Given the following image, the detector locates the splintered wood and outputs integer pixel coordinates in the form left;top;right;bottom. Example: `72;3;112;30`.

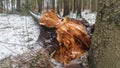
40;10;91;64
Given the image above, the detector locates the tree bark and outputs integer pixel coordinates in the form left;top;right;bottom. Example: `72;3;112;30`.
37;0;42;13
0;0;3;12
57;0;60;15
73;0;77;13
77;0;82;18
63;0;69;16
11;0;14;11
91;0;96;12
52;0;55;9
89;0;120;68
17;0;21;11
81;0;84;11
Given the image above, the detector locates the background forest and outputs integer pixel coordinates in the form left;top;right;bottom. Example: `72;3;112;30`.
0;0;98;68
0;0;97;16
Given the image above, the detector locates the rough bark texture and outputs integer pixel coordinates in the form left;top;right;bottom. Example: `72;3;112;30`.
89;0;120;68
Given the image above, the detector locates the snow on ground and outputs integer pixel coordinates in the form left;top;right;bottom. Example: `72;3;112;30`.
64;10;97;26
0;14;40;60
81;10;97;26
0;10;96;60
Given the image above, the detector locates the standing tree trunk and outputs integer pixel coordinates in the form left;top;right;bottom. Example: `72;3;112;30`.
91;0;96;12
17;0;21;11
77;0;82;18
57;0;60;15
52;0;55;9
37;0;42;13
69;0;72;12
0;0;3;12
11;0;14;12
89;0;120;68
73;0;77;13
81;0;84;11
89;0;92;11
63;0;69;16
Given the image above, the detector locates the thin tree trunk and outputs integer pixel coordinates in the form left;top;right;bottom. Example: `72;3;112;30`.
77;0;82;18
73;0;76;13
37;0;42;13
69;0;72;12
52;0;55;9
89;0;120;68
0;0;3;12
11;0;14;11
94;0;98;12
57;0;60;15
17;0;21;11
63;0;69;16
6;0;9;13
89;0;92;11
91;0;95;12
81;0;83;11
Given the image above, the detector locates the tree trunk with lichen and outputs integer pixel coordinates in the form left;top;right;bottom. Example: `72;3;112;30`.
89;0;120;68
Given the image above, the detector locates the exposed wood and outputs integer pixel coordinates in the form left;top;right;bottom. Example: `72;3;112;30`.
39;10;91;64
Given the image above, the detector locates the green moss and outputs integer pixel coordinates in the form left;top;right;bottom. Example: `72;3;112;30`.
26;38;33;42
1;66;8;68
37;54;43;59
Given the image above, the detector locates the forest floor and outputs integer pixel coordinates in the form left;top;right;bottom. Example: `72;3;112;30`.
0;14;40;60
0;10;96;68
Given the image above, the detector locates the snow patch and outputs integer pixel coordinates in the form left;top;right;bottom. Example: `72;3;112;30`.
0;14;40;60
81;10;97;26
